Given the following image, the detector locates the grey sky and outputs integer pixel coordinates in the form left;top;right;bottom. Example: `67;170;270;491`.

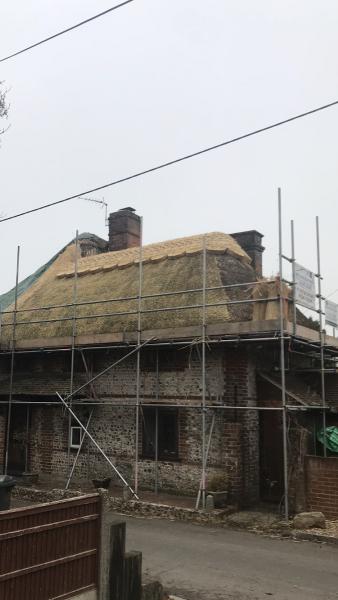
1;1;338;304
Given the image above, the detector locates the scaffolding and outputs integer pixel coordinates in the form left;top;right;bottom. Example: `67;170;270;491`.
0;191;337;519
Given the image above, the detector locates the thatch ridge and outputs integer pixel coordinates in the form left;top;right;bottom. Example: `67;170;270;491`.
57;232;250;278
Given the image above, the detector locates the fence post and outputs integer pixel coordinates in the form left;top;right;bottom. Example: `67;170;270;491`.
109;521;126;600
100;516;143;600
123;551;142;600
100;519;126;600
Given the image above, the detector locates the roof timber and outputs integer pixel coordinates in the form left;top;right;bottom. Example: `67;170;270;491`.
259;372;312;407
1;319;337;352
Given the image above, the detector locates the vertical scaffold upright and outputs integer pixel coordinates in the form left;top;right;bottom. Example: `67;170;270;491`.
291;220;297;336
278;188;289;521
4;246;20;475
316;216;327;457
134;217;143;495
67;230;79;469
201;235;207;509
154;347;159;495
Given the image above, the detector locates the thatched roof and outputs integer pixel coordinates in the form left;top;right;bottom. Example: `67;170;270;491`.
0;231;279;344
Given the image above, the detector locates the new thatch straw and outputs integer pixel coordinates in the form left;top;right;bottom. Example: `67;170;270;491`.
0;232;283;343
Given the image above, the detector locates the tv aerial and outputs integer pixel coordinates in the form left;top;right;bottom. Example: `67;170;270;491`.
79;196;108;227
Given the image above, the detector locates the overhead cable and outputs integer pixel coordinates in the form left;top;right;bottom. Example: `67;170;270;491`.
1;98;338;224
0;0;135;63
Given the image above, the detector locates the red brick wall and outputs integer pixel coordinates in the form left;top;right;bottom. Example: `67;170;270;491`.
305;455;338;519
224;422;242;499
224;349;259;505
30;408;54;476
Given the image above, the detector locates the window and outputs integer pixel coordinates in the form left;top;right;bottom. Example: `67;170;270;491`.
141;348;188;372
142;407;179;461
70;426;83;450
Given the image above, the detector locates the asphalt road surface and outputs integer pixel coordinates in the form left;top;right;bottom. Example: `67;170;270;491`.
119;515;338;600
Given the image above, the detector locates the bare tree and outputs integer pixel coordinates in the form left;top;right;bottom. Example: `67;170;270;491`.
0;83;9;217
0;82;9;137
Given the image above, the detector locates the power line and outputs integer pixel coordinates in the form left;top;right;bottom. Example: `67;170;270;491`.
326;289;338;299
0;0;135;64
1;98;338;224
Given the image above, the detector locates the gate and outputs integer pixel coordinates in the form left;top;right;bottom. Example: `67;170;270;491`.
0;493;101;600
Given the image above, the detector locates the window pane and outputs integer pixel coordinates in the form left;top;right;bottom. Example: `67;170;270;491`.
158;409;178;459
142;408;156;458
71;427;81;447
142;408;179;460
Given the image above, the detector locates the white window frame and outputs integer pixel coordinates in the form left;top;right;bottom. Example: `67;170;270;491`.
70;425;83;450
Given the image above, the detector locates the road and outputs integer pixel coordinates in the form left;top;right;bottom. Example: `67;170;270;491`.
119;514;338;600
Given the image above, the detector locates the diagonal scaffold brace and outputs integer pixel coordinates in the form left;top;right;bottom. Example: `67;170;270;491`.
57;391;139;499
56;337;154;500
64;350;96;491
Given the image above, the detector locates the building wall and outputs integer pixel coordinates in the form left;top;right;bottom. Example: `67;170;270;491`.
28;404;244;498
305;455;338;519
2;346;259;505
91;347;224;400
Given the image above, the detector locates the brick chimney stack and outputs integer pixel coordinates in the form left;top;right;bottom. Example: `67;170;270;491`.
108;207;141;252
231;230;265;277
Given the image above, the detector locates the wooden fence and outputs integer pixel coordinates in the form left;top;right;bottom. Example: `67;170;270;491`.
0;493;101;600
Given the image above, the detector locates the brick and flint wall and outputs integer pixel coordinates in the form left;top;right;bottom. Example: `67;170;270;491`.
1;346;259;505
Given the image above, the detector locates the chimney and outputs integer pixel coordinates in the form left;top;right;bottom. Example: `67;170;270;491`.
231;230;265;277
108;207;141;252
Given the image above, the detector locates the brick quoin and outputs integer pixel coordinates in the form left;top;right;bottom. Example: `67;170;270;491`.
224;348;259;505
306;456;338;519
39;409;54;475
224;422;242;499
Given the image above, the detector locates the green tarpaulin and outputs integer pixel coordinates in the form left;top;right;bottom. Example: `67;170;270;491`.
317;426;338;454
0;233;104;310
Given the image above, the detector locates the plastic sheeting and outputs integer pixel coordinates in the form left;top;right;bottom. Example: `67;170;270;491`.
317;426;338;454
0;233;105;311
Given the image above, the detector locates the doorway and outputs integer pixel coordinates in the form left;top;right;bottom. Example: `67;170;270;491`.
259;410;284;502
7;405;30;475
